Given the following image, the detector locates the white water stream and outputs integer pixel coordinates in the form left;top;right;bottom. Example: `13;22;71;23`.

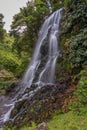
46;0;53;13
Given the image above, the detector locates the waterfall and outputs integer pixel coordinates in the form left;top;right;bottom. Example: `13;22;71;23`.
46;0;53;13
1;8;63;124
20;8;63;92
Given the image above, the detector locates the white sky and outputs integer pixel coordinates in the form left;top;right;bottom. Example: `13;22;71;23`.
0;0;29;32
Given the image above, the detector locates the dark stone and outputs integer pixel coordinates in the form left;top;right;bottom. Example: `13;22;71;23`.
5;82;19;93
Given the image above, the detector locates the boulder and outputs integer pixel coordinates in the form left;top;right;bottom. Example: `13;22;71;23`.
35;122;47;130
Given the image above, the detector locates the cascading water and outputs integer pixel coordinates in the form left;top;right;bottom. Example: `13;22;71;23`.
22;8;63;90
0;8;63;126
46;0;53;13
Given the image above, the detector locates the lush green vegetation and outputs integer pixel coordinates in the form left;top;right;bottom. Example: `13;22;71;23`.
0;43;21;74
47;111;87;130
64;0;87;68
3;122;36;130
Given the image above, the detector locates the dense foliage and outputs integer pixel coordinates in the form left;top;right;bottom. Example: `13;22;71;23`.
70;28;87;67
63;0;87;69
0;36;22;77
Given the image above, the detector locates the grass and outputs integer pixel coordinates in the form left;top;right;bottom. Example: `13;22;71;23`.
20;124;36;130
20;122;36;130
47;111;87;130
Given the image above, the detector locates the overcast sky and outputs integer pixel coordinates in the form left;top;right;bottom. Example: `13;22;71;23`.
0;0;29;32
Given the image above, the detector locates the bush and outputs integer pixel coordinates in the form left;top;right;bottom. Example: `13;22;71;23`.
0;43;22;76
69;28;87;67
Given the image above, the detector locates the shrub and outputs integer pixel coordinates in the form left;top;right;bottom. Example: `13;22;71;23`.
0;43;22;76
69;28;87;67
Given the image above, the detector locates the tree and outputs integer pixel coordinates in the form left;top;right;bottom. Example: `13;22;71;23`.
0;13;5;43
10;0;50;71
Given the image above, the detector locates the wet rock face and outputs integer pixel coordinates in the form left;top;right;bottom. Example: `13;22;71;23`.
4;76;74;129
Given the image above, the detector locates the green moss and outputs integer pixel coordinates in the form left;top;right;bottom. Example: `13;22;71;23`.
3;126;16;130
3;122;36;130
20;122;36;130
